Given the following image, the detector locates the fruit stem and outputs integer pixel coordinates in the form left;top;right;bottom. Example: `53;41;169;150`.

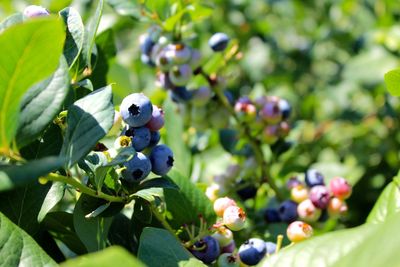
276;234;284;253
151;205;183;243
197;68;284;200
45;172;126;203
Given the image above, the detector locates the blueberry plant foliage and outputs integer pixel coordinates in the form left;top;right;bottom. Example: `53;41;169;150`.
1;0;400;267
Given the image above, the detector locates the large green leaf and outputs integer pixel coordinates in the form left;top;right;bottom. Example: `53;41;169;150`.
262;212;400;267
0;212;57;267
59;7;85;67
164;170;216;229
61;246;145;267
366;176;400;224
138;227;206;267
0;181;51;236
0;156;64;191
163;98;191;177
0;17;65;153
42;211;87;255
16;57;69;148
60;86;114;168
84;0;104;70
73;194;113;253
384;68;400;97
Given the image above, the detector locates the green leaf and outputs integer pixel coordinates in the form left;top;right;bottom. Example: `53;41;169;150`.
0;212;57;267
133;198;152;224
0;17;65;153
60;86;114;168
138;227;206;267
262;212;400;267
133;187;164;203
73;194;113;252
366;176;400;224
59;7;85;67
106;0;141;18
0;13;23;32
384;68;400;97
186;4;213;22
61;246;146;267
84;0;104;70
0;156;64;191
0;181;52;236
16;57;69;148
164;170;216;229
42;211;87;255
37;181;65;222
108;213;137;253
138;177;180;191
163;98;191;177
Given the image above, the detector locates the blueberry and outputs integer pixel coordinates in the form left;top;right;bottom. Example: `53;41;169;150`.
149;131;161;146
259;100;282;124
141;54;155;67
309;185;330;209
169;64;192;86
188;49;202;69
263;208;281;223
238;238;266;266
278;98;291;120
265;242;277;255
278;200;298;223
297;199;321;222
329;177;352;200
217;253;240;267
146;105;164;131
23;5;50;18
209;32;230;52
122;152;151;183
221;241;236;254
120;93;153;127
155;49;172;72
190;236;220;264
191;86;212;106
236;185;257;200
165;43;192;64
287;176;302;189
305;169;325;187
140;34;155;56
124;126;150;152
149;144;174;175
170;86;193;103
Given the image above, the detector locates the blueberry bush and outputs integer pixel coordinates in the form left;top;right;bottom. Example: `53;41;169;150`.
1;0;400;266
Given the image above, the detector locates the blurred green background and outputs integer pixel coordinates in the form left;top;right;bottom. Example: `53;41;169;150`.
2;0;400;228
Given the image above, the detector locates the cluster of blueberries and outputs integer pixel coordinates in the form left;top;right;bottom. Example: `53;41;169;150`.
139;26;230;104
115;93;174;182
234;95;292;145
265;169;352;224
188;196;279;266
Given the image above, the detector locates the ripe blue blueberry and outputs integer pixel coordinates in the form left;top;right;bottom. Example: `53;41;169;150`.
120;93;153;127
169;64;192;86
238;238;266;266
140;34;155;56
265;242;277;255
149;144;174;175
190;236;220;264
23;5;50;18
209;32;230;52
124;126;151;152
170;86;193;103
278;200;298;223
122;152;151;183
263;208;281;223
278;98;292;119
149;131;161;147
236;184;257;201
305;169;325;187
